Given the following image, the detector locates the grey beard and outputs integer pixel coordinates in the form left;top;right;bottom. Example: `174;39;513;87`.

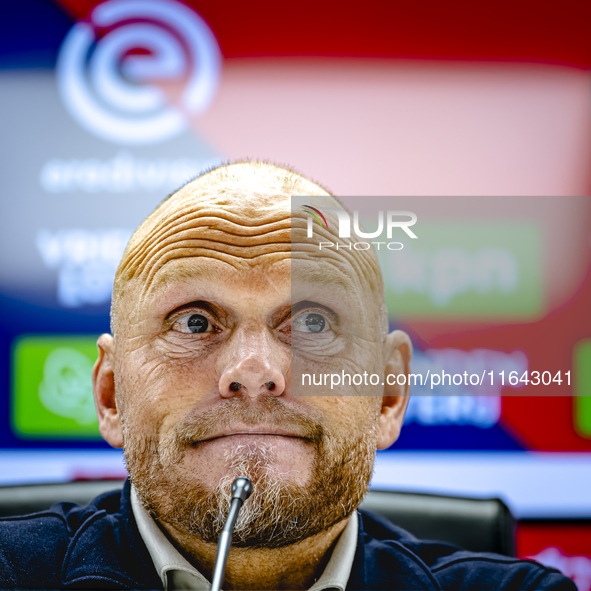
124;396;378;548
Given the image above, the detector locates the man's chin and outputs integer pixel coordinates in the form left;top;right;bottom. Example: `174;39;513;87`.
148;468;319;548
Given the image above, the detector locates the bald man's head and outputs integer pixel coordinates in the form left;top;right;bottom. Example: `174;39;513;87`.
109;161;388;359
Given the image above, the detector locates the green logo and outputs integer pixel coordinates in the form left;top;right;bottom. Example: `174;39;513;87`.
574;340;591;438
11;335;101;439
374;221;543;319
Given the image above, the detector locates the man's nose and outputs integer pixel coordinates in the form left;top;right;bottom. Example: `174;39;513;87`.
218;327;287;399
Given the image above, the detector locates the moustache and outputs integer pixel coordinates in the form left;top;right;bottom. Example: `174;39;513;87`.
175;394;325;449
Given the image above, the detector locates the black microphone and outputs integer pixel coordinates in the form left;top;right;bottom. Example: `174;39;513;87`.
210;476;253;591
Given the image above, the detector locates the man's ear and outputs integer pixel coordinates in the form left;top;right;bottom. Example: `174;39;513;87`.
92;334;124;448
377;330;412;450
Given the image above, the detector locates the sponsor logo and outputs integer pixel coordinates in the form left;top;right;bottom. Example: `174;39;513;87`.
36;228;131;307
11;336;101;438
378;221;543;317
404;395;501;428
39;348;97;426
39;151;220;194
403;348;528;429
56;0;222;145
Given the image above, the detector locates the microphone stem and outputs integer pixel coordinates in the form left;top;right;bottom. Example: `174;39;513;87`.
210;497;243;591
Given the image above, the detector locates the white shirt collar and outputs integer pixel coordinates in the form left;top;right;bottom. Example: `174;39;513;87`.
131;485;358;591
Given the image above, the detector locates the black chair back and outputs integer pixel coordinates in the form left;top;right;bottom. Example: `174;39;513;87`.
361;489;515;556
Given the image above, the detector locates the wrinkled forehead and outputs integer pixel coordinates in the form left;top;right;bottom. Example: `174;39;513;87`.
115;170;332;291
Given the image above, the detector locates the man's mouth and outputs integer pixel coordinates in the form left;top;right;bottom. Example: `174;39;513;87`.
194;426;310;444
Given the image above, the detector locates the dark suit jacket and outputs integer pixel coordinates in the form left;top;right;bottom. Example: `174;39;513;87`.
0;480;576;590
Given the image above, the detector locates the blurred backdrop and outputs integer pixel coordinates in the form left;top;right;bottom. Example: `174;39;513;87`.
1;0;590;587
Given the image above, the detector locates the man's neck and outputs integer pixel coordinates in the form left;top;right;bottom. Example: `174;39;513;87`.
159;518;350;590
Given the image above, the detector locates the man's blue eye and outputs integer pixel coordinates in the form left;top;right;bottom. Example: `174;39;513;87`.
305;313;325;333
188;314;209;333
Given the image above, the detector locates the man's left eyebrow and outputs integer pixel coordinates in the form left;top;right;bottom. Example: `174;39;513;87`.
291;265;359;294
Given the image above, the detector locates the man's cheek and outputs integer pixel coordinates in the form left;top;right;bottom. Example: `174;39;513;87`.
292;329;377;359
126;335;210;380
119;351;205;413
